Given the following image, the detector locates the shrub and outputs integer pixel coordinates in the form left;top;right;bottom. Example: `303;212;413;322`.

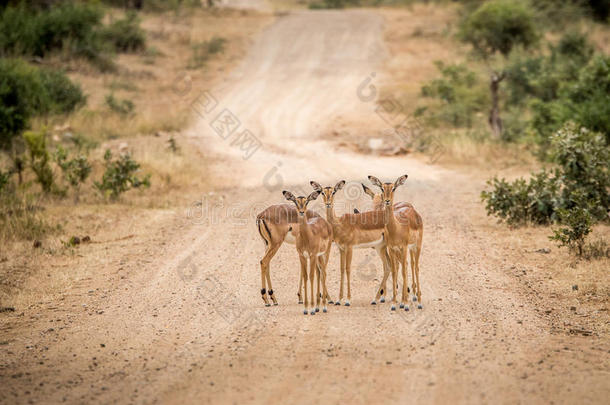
100;12;146;53
0;2;104;58
481;169;562;225
550;122;610;218
54;145;92;200
459;0;538;57
420;61;488;128
188;36;226;69
23;129;54;193
482;122;609;227
549;191;595;256
105;93;135;115
94;149;150;200
0;58;85;151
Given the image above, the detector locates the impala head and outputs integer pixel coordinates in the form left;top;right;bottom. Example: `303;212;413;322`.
368;174;408;207
310;180;345;208
283;190;320;216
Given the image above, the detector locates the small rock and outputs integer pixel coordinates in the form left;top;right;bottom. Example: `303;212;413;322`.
570;306;576;311
81;236;91;243
535;248;550;254
33;240;42;248
572;285;578;291
69;236;80;246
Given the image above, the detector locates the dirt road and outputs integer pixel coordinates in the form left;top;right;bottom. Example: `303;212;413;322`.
1;8;608;405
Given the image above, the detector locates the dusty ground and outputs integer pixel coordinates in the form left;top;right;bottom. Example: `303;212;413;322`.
1;4;609;405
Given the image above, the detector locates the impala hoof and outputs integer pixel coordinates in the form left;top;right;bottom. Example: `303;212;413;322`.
328;300;334;305
298;301;303;304
335;301;341;306
315;307;319;313
310;310;316;315
371;301;377;305
399;303;404;309
323;307;328;313
412;296;417;302
404;306;410;311
303;310;308;315
417;304;423;309
265;303;271;307
391;305;396;311
273;302;278;306
344;301;350;307
380;297;386;303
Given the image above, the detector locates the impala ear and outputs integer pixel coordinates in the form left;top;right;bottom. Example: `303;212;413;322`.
392;174;408;191
283;190;296;203
333;180;345;194
368;175;383;189
310;181;322;192
361;183;375;199
307;190;320;203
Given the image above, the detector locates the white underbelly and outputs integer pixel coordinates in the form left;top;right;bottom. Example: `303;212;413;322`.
284;232;296;244
353;236;384;249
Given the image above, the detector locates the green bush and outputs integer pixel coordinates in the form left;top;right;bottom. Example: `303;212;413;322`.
420;61;488;128
0;2;104;58
94;149;150;200
0;58;85;151
54;145;92;199
549;190;595;256
23;129;54;193
100;12;146;53
105;93;135;115
482;122;609;232
459;0;538;57
0;168;10;194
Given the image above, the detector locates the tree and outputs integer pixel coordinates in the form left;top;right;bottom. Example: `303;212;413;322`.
460;0;538;139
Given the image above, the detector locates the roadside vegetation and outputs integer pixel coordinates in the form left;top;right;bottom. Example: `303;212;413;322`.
0;0;270;251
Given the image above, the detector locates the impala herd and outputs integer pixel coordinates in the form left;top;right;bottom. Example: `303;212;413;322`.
256;175;423;315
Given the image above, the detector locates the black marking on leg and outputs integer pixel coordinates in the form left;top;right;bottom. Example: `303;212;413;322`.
268;289;274;296
380;288;384;295
319;293;322;298
262;220;272;241
261;288;266;295
408;287;410;293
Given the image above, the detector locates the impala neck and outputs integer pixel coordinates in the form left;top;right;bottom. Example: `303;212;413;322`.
384;202;397;233
298;212;312;239
326;204;337;225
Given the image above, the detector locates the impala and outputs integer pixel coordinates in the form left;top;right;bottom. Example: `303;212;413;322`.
360;183;412;305
368;175;424;311
311;180;391;306
283;190;333;315
256;204;333;306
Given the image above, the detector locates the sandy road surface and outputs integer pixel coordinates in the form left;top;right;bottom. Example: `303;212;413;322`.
2;8;609;405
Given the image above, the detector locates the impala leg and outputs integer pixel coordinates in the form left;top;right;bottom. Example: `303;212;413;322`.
414;246;422;309
299;255;308;314
409;247;417;303
389;249;398;311
320;256;329;313
337;247;346;305
373;246;390;304
400;248;408;310
322;248;334;304
345;247;353;306
297;274;303;304
315;262;321;312
309;258;316;315
260;243;280;306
